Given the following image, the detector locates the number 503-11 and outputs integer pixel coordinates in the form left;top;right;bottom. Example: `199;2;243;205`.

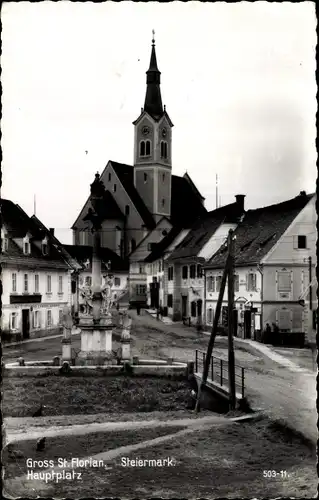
263;471;288;478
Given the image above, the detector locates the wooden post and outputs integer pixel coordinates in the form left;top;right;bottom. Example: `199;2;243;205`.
227;229;236;411
195;254;231;412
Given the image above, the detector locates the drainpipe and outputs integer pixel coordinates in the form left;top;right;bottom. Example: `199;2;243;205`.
203;266;207;328
257;263;264;330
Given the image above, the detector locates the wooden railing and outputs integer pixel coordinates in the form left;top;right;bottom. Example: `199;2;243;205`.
195;349;245;399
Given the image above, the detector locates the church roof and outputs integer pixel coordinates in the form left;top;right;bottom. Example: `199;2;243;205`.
144;39;163;118
144;226;182;263
206;192;314;269
110;161;156;229
99;190;125;220
170;175;207;228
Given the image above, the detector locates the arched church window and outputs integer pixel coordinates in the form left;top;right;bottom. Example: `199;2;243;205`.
162;173;165;182
144;173;147;183
131;238;136;252
145;140;151;156
161;198;165;207
161;141;168;159
140;141;145;157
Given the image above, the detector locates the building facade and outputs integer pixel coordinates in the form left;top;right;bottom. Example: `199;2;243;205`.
1;201;76;341
204;192;317;344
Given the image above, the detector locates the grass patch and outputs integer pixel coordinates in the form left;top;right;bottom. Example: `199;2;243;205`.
46;417;317;499
3;425;184;480
3;376;193;417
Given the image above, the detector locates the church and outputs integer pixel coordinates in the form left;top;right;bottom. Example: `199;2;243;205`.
72;35;207;302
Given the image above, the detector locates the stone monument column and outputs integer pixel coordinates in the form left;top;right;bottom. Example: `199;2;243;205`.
61;305;73;362
77;172;114;366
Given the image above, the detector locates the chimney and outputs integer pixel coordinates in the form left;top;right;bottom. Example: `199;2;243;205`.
49;228;55;236
235;194;245;213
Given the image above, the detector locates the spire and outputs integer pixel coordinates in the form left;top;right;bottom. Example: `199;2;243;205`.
144;30;163;117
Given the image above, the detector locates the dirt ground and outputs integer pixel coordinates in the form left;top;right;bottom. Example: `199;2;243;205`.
8;417;315;499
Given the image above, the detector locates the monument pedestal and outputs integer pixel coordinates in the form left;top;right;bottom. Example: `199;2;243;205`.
61;338;72;362
77;314;114;366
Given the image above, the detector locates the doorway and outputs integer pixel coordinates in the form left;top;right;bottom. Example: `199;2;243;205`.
22;309;30;339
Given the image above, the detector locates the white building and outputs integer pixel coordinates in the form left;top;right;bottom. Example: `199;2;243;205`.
1;200;76;341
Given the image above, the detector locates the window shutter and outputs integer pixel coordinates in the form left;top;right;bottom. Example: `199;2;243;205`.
246;274;249;291
253;274;257;291
293;236;298;249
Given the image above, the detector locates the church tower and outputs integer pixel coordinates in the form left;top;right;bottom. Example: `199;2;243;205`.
133;32;173;224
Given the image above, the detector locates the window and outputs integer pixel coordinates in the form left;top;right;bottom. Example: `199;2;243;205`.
276;309;291;332
161;198;165;207
34;310;40;328
216;276;222;292
24;241;30;255
108;172;111;182
113;184;117;192
114;277;121;286
144;173;148;183
58;310;63;325
298;235;307;249
159;260;162;272
10;312;18;330
160;141;168;159
182;266;188;279
247;273;257;292
162;173;165;182
207;308;213;323
190;264;196;279
47;310;52;327
85;276;92;287
234;274;239;292
197;265;202;278
131;239;136;252
207;276;215;292
167;294;173;308
140;141;146;156
136;284;146;295
12;273;17;292
191;301;197;317
24;274;28;293
125;205;130;216
42;240;48;255
277;271;291;292
145;140;151;156
47;275;52;293
168;266;174;281
34;274;39;293
139;265;145;274
58;275;63;294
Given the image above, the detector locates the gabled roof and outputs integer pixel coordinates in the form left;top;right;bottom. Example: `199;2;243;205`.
170;175;207;228
169;201;244;261
1;200;70;269
206;192;314;269
63;245;129;272
110;161;156;229
183;172;205;201
144;226;182;263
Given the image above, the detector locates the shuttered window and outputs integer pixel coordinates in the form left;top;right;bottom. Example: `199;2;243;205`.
247;273;257;291
277;271;291;292
277;310;291;331
207;276;215;292
216;276;222;292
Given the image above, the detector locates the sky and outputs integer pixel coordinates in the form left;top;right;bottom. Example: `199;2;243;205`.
2;1;317;244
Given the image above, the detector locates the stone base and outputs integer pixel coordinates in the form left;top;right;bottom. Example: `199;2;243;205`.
76;350;114;366
61;340;72;361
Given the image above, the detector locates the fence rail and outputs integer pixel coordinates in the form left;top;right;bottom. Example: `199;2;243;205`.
195;349;245;399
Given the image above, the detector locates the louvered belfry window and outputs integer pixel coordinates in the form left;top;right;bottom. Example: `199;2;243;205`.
277;271;291;292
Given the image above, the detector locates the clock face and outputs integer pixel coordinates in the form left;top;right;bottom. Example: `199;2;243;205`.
142;126;150;136
161;127;167;138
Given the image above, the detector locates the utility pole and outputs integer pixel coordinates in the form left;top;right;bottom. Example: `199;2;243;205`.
308;256;312;311
227;229;236;411
195;254;231;413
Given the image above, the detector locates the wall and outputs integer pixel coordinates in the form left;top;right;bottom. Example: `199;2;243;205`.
263;195;317;266
135;168;155;216
1;266;69;340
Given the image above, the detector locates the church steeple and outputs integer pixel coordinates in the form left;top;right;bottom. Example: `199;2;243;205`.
144;31;163;117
